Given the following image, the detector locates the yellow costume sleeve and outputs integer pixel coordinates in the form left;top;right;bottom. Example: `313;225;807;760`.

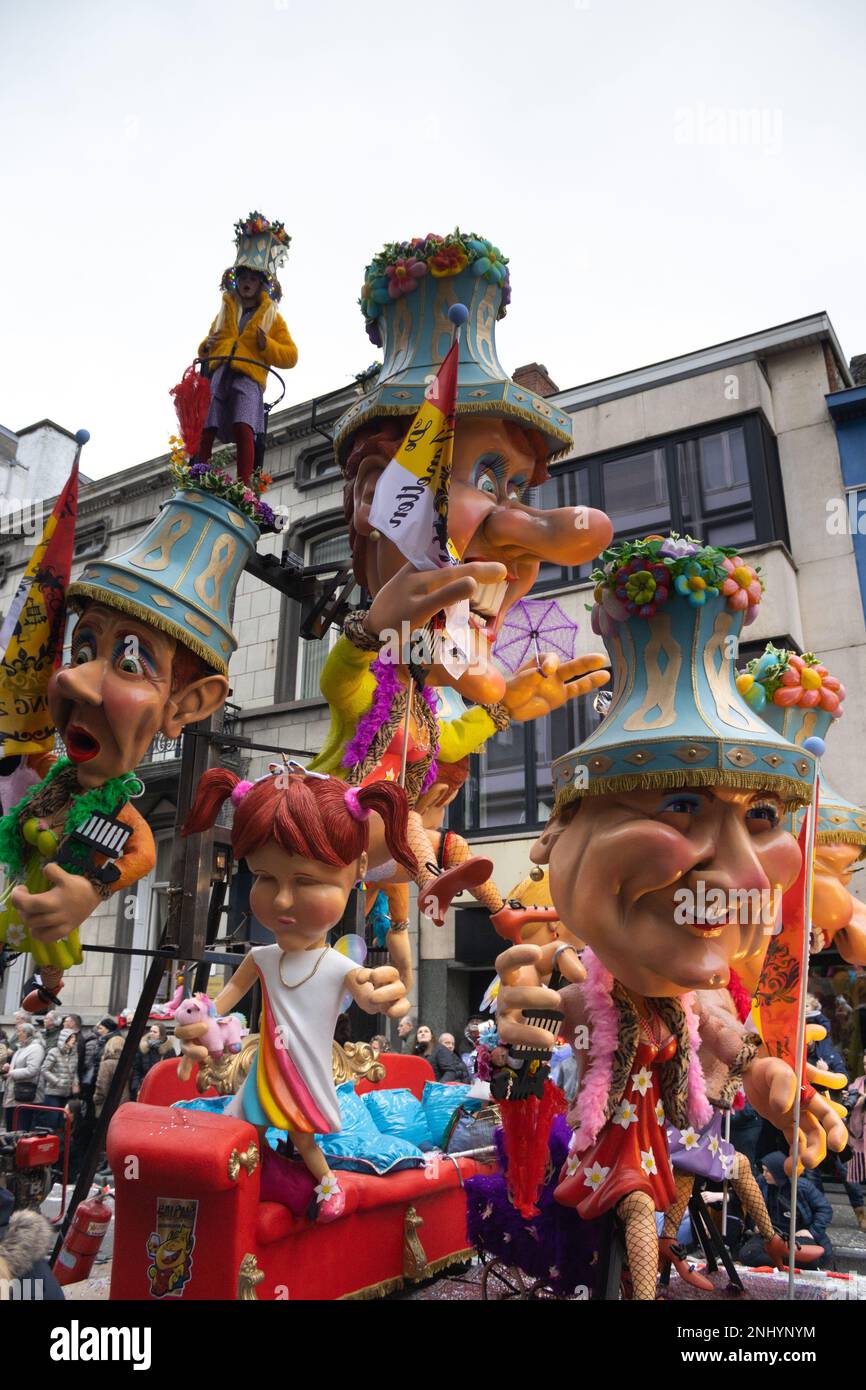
308;635;498;772
307;637;376;773
264;313;299;370
437;705;497;763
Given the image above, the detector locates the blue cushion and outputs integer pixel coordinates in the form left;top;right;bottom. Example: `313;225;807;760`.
315;1128;426;1175
362;1088;434;1148
421;1082;482;1147
172;1096;235;1114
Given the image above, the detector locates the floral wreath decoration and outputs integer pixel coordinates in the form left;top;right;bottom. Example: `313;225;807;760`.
359;230;511;347
589;533;764;640
168;436;277;532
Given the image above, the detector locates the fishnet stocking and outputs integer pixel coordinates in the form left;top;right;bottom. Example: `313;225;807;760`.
662;1171;694;1240
441;833;504;913
406;810;438;892
617;1191;659;1300
732;1151;774;1240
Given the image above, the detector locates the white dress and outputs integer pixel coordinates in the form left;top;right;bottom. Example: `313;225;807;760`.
227;944;356;1134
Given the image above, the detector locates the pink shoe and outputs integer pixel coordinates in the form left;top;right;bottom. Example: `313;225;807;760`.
315;1175;345;1223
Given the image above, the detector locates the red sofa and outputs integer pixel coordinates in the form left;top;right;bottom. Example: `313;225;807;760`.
107;1051;489;1301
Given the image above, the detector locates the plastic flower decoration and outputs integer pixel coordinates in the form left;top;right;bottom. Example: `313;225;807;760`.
721;555;763;625
385;257;426;298
673;560;720;607
428;241;468;277
613;556;671;618
466;237;507;284
736;646;845;716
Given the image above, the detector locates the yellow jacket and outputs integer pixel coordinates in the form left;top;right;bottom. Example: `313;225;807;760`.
199;291;298;388
308;636;497;774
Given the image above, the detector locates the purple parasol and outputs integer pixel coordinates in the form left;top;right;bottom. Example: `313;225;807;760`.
493;598;578;674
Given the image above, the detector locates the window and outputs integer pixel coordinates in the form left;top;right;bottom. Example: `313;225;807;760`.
453;696;603;835
73;518;109;562
294;530;360;701
296;445;340;488
533;414;786;593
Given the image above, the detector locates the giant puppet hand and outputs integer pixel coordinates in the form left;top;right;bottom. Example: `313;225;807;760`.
348;964;411;1019
10;864;101;943
502;652;610;723
744;1053;848;1172
495;942;586;1050
364;560;507;649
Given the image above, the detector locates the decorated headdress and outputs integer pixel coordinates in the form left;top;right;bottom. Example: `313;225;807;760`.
333;229;573;464
737;644;866;852
222;211;291;300
67;485;259;677
551;535;816;812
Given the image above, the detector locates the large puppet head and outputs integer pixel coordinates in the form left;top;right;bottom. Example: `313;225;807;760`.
532;536;817;997
739;643;866;965
59;485;259;786
335;231;612;702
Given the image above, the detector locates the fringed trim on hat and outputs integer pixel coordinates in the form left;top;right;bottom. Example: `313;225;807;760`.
817;828;866;851
553;767;814;817
67;584;227;677
336;396;572;459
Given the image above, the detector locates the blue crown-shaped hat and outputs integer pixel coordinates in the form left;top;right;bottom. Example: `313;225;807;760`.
739;644;866;852
551;536;816;811
333;230;573;464
232;210;291;282
68;487;259;677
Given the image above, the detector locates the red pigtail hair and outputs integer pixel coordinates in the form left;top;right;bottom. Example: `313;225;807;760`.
354;781;416;876
182;767;242;836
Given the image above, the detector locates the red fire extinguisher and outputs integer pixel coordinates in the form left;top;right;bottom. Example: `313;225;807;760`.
54;1188;113;1286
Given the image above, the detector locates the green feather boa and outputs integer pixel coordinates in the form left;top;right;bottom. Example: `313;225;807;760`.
0;758;143;879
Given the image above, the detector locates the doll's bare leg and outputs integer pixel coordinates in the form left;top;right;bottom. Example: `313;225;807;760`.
384;882;413;991
290;1129;345;1222
617;1191;660;1300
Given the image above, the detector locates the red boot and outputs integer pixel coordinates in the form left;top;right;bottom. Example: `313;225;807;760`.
764;1232;825;1268
490;902;560;944
22;979;64;1014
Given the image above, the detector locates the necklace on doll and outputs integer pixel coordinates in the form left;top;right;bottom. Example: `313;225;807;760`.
278;945;329;989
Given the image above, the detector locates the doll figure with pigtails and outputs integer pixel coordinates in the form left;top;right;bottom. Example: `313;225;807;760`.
196;212;298;485
175;766;412;1222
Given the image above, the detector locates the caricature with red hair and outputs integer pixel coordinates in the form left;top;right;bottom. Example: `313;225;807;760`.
176;767;412;1221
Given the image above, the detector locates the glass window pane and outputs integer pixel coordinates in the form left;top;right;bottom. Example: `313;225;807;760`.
705;518;757;548
474;725;529;828
602;449;669;533
678;427;752;527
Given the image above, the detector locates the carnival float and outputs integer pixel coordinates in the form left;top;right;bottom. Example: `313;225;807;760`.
0;220;862;1303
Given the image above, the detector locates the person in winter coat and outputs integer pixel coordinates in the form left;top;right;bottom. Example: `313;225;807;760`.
739;1151;835;1269
38;1028;79;1127
93;1019;129;1117
130;1023;177;1099
0;1187;64;1301
430;1033;470;1083
2;1022;45;1130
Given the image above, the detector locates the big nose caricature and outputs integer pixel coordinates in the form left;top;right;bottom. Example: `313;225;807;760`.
308;231;613;977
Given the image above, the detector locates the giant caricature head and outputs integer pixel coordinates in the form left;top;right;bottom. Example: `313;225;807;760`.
60;484;260;787
335;231;612;703
737;644;866;966
531;536;818;997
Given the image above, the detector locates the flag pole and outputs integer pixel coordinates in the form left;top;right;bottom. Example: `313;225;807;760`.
786;757;820;1300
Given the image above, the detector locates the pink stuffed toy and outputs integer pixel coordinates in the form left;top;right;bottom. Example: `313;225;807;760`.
174;993;244;1058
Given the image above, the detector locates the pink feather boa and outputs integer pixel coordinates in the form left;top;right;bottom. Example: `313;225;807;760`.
569;948;711;1154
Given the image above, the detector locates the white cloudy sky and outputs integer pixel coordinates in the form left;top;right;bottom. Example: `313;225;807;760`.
2;0;865;480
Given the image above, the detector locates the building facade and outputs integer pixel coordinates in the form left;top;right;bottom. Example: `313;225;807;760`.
1;312;863;1033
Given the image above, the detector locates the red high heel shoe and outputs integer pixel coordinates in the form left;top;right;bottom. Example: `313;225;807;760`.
658;1236;714;1291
